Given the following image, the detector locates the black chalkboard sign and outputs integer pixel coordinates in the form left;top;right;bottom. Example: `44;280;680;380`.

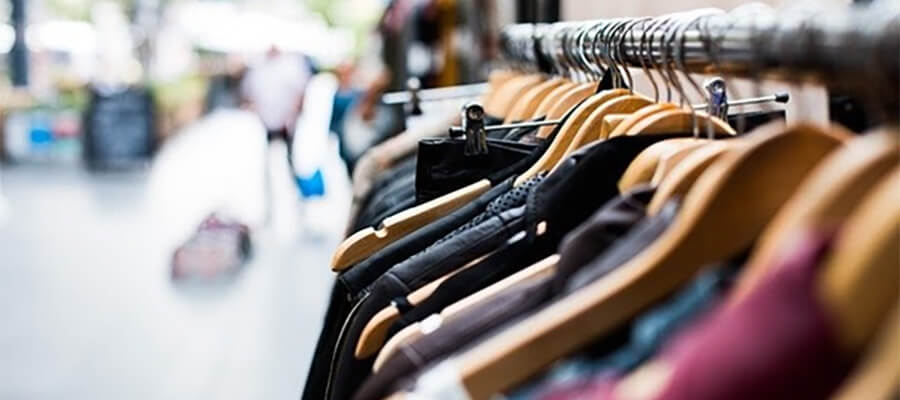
83;85;155;170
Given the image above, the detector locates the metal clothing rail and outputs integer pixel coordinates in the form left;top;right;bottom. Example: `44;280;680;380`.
382;82;490;105
500;3;900;100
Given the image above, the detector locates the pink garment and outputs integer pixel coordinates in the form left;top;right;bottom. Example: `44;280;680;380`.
633;231;849;400
539;376;618;400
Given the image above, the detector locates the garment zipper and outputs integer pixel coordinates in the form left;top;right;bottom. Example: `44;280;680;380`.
324;289;370;400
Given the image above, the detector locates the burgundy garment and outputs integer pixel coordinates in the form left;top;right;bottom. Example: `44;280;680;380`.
539;377;617;400
615;230;849;400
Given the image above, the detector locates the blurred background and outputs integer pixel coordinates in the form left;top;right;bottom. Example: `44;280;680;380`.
0;0;858;398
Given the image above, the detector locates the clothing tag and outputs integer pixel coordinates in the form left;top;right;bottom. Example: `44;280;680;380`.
409;358;471;400
420;314;444;334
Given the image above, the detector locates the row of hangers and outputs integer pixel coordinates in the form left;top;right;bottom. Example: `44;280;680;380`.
332;3;898;398
333;1;899;273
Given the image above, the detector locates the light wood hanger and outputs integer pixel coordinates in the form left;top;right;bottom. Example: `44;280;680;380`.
355;253;492;359
599;113;630;137
450;123;844;399
818;167;900;353
503;78;569;123
520;80;584;124
562;94;655;154
331;180;490;271
617;138;708;192
373;255;560;372
484;74;545;118
730;128;894;302
624;107;736;136
606;103;678;138
649;139;711;185
829;303;899;400
546;89;631;140
646;140;733;214
533;82;599;138
513;88;630;185
355;271;455;359
479;70;521;114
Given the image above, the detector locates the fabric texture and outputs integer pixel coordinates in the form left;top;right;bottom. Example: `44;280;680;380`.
563;200;681;294
553;185;656;289
415;137;536;204
639;230;849;400
513;261;738;400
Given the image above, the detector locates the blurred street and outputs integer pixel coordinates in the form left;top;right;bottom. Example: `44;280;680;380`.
0;114;346;399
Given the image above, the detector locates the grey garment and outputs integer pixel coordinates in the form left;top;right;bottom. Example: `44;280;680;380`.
564;199;681;293
553;185;656;293
509;260;738;400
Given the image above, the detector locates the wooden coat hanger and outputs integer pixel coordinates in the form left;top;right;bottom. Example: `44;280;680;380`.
355;271;456;359
829;303;899;400
649;139;711;185
331;179;491;271
646;140;733;214
533;82;598;137
373;255;560;372
484;74;545;118
624;108;735;136
818;167;900;353
564;95;655;149
617;138;710;192
448;123;844;399
503;78;569;123
606;103;678;138
730;128;893;302
479;70;523;114
599;113;629;136
512;87;626;185
355;253;492;359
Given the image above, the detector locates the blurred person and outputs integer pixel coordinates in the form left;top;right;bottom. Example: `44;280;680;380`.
240;45;310;143
240;45;311;224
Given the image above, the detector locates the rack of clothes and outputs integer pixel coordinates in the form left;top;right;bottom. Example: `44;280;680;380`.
304;2;900;400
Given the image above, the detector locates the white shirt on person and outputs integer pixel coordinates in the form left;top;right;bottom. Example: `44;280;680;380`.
241;53;310;131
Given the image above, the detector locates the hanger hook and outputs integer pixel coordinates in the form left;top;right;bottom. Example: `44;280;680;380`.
594;19;618;87
615;17;645;93
607;18;629;88
640;17;667;103
608;18;634;92
582;21;605;82
654;15;680;103
675;12;719;137
663;14;688;107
